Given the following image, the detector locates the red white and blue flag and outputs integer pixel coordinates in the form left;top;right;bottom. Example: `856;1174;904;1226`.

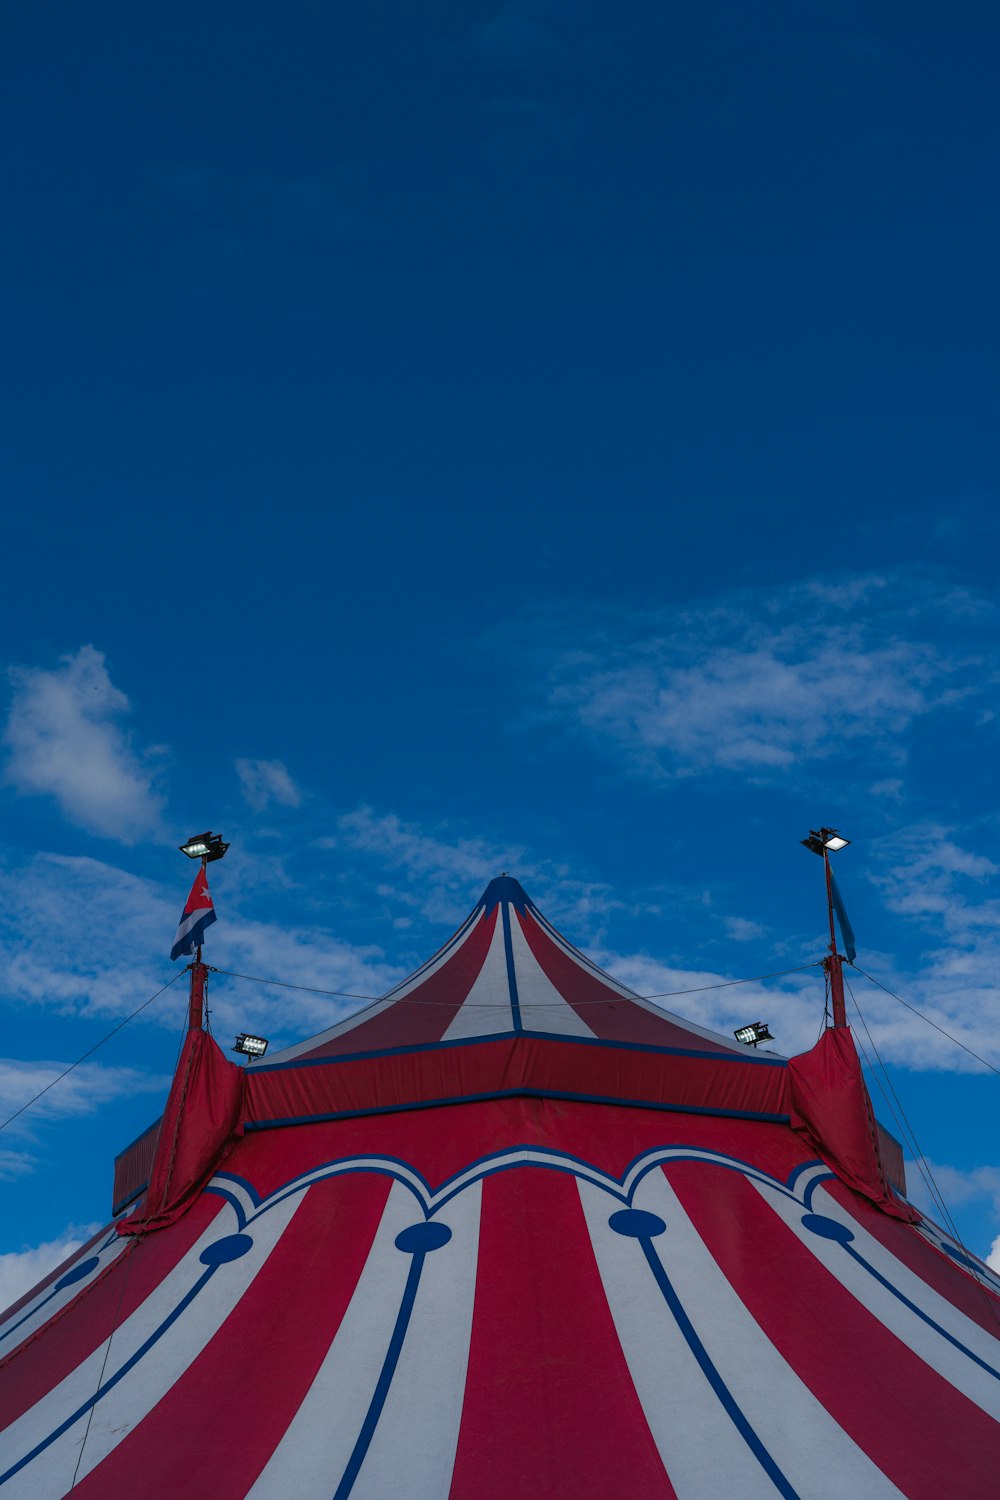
170;866;217;961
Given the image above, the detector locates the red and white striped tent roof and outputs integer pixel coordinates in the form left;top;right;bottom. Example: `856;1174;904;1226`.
2;874;999;1498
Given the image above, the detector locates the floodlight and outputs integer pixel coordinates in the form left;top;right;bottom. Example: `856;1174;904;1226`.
233;1033;269;1058
801;827;850;857
734;1022;774;1047
180;831;230;862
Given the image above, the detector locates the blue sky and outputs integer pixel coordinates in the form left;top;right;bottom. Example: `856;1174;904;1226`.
2;1;1000;1301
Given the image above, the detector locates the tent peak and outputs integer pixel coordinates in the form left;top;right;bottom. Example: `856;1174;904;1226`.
478;873;531;913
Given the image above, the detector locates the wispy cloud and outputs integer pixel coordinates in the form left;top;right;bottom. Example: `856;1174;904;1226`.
329;806;517;922
2;647;166;841
0;1058;164;1123
235;758;302;813
0;1224;101;1313
900;1158;1000;1264
470;1;572;66
0;847;404;1052
507;574;997;781
594;944;824;1058
329;804;623;939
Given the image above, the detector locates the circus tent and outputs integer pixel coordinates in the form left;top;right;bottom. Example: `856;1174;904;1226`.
1;873;999;1498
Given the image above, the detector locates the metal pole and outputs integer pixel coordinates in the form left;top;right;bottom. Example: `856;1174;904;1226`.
823;850;847;1029
186;853;208;1031
188;948;207;1030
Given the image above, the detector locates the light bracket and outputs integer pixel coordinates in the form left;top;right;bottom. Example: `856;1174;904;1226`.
802;827;850;857
180;831;230;863
734;1021;774;1047
233;1033;269;1058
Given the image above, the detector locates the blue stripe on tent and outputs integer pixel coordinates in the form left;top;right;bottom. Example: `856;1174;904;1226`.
0;1267;218;1486
633;1231;801;1499
500;896;523;1032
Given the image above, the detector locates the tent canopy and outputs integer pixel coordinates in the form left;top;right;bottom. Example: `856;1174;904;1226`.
2;874;998;1499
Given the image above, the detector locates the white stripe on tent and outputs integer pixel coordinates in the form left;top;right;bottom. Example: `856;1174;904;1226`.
579;1172;904;1500
346;1184;481;1500
507;911;595;1037
247;1181;481;1500
441;913;515;1041
754;1179;1000;1420
0;1196;302;1500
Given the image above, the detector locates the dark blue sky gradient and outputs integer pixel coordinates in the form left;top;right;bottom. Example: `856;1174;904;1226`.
1;3;999;1271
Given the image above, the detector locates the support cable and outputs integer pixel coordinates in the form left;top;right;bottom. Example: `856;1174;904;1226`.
852;964;1000;1077
845;977;1000;1329
0;972;187;1136
209;960;822;1007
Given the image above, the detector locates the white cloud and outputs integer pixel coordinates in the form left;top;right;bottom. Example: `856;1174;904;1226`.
235;758;302;812
0;1224;101;1313
593;945;823;1058
0;846;405;1054
330;805;626;940
512;574;996;781
854;823;1000;1072
330;807;519;922
723;916;765;942
0;853;178;1018
2;646;165;841
900;1158;1000;1265
0;1148;35;1183
0;1058;165;1130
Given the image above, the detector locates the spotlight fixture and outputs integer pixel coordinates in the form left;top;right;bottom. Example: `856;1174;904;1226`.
801;827;850;857
179;831;230;863
734;1021;774;1047
233;1033;269;1058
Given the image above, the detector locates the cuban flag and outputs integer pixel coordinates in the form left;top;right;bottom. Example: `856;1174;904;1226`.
171;866;217;961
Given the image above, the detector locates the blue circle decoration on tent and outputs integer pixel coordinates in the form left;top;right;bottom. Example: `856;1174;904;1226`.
200;1234;255;1265
55;1256;100;1290
395;1221;453;1254
609;1209;667;1239
801;1214;855;1244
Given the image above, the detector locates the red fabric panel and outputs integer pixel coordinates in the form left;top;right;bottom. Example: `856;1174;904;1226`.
119;1032;245;1237
670;1160;999;1499
518;908;739;1052
222;1098;805;1224
247;1034;788;1127
449;1168;674;1499
874;1121;906;1198
822;1177;1000;1338
788;1027;918;1222
112;1116;161;1214
72;1173;392;1500
0;1194;223;1430
299;908;498;1058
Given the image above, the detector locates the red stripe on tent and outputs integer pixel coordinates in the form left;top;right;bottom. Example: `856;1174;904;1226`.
0;1193;224;1432
822;1176;1000;1339
668;1161;1000;1499
449;1168;674;1499
71;1172;393;1500
298;908;499;1058
517;908;738;1052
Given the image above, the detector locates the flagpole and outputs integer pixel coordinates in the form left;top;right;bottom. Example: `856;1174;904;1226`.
187;853;208;1031
822;850;847;1029
176;832;226;1031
